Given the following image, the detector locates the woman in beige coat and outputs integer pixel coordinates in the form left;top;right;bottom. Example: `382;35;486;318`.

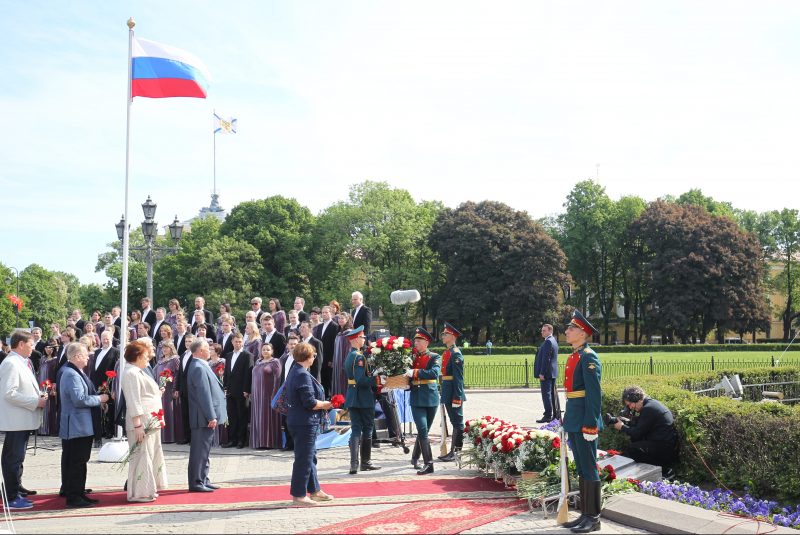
121;340;168;502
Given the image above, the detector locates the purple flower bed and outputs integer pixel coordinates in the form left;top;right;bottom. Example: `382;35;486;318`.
638;480;800;529
538;418;562;433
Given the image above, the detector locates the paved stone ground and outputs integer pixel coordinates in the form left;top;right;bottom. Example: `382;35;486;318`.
4;390;650;534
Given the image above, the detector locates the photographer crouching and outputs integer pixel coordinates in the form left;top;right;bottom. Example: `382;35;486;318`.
608;386;678;478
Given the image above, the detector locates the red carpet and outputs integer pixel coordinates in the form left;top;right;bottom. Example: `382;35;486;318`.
303;498;527;534
25;477;511;513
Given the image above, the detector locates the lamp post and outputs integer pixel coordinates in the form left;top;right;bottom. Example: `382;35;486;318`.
115;196;183;303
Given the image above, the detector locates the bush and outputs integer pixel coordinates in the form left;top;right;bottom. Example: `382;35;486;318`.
599;367;800;501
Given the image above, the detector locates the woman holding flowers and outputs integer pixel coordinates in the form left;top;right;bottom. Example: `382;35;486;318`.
154;341;180;444
121;340;168;503
249;343;283;449
38;340;60;436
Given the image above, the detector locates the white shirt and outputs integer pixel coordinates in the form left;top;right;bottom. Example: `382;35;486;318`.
283;354;295;380
182;352;192;371
353;305;362;320
95;346;111;370
222;332;231;348
263;329;275;343
230;350;241;370
320;320;332;337
143;308;152;319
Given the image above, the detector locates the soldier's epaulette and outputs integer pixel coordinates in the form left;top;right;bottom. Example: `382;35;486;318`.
580;346;596;356
451;347;462;354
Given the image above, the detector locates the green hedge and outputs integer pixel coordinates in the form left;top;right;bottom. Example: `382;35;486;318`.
430;343;800;355
598;366;800;501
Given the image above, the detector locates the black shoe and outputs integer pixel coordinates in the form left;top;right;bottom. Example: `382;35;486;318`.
204;483;220;490
416;463;434;475
189;486;214;492
372;441;380;448
236;442;246;449
66;497;94;508
176;439;190;445
535;416;552;423
571;515;600;533
81;494;100;504
438;451;456;462
19;486;37;496
93;438;102;448
282;446;294;452
84;488;93;494
221;442;237;448
59;491;65;497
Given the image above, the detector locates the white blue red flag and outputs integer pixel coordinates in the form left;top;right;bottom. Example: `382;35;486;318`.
131;38;211;99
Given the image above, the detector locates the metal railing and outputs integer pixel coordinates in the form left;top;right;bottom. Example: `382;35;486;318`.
464;355;800;389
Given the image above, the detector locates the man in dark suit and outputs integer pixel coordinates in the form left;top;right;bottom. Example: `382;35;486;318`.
533;323;559;423
260;315;286;361
191;310;216;340
89;331;120;440
32;327;47;354
66;318;83;339
293;297;309;323
218;318;235;356
71;310;86;333
57;330;76;371
350;291;372;336
299;322;323;384
315;306;339;397
111;307;122;330
278;334;300;451
173;333;196;445
150;308;168;343
191;296;214;329
140;298;156;327
174;321;189;356
186;338;227;492
222;333;252;449
250;297;265;325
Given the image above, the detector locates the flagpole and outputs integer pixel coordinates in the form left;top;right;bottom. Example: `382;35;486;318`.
99;17;135;462
213;109;217;196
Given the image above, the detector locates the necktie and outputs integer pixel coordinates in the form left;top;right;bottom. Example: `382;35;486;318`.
26;358;34;374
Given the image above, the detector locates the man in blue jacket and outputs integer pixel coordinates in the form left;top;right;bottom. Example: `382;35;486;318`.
533;323;559;423
58;342;109;508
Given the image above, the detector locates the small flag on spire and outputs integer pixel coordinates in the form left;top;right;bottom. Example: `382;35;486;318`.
214;113;237;134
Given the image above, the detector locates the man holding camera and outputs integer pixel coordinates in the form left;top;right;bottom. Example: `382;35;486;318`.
609;385;678;476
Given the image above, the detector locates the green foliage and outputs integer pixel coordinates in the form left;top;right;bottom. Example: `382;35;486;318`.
0;263;19;335
600;367;800;500
19;264;69;329
78;283;115;316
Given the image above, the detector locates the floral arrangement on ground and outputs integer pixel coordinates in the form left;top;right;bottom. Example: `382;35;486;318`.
365;336;413;376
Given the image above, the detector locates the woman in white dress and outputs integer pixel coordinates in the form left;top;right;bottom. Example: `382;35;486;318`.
121;339;168;502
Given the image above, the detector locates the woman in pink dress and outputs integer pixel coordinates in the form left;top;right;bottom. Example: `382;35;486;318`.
250;344;283;449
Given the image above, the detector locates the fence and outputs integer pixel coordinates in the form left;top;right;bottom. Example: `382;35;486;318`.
464;355;800;389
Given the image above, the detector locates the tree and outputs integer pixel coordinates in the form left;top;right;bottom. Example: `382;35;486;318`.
631;201;769;343
0;263;19;335
78;283;115;316
615;196;647;343
220;196;315;304
19;264;69;330
769;209;800;341
429;201;569;344
95;228;148;311
668;189;735;219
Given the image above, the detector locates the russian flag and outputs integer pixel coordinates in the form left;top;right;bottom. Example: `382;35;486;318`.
132;38;211;99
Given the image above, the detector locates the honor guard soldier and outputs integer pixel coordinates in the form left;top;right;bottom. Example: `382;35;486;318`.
438;322;465;462
343;326;381;474
406;327;440;475
562;310;603;534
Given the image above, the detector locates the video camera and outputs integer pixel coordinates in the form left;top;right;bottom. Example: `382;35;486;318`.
604;406;633;426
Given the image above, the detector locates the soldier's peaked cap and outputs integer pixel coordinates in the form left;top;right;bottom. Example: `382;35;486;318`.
566;310;598;336
346;325;365;340
441;322;462;337
414;327;433;342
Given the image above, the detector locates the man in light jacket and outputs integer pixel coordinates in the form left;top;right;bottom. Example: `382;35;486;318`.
0;331;46;510
58;342;109;508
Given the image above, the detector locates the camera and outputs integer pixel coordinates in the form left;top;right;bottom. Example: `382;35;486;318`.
604;406;632;426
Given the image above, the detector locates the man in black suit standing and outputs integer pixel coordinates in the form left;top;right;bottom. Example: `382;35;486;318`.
299;321;323;384
111;306;122;330
191;296;214;330
89;331;120;441
222;333;252;449
174;321;189;356
218;318;235;356
173;332;196;445
150;308;169;344
191;310;216;340
350;291;372;336
260;315;286;359
278;334;300;451
293;297;309;323
140;298;156;327
71;310;86;332
315;306;339;397
31;327;46;371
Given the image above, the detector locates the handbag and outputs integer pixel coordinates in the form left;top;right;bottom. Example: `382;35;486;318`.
271;381;289;415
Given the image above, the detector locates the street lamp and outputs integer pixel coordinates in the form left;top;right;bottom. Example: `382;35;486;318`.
114;196;183;303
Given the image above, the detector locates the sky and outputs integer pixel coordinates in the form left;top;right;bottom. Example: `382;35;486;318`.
2;1;800;286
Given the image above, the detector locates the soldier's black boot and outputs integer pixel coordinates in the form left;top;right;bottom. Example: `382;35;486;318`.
417;439;434;475
438;432;455;462
360;438;381;471
562;478;586;528
571;480;601;533
410;438;421;470
348;436;360;475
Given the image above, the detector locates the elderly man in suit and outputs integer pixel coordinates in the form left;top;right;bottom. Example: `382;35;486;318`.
90;331;120;441
350;291;372;336
186;338;227;492
58;342;109;508
533;323;560;423
0;331;47;510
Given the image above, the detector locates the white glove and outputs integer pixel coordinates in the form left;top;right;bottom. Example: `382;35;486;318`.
404;369;414;378
372;367;385;376
583;432;598;442
380;376;387;385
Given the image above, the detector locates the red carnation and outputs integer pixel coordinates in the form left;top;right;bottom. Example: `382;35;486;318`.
552;436;561;449
491;445;498;452
606;449;621;456
330;394;345;409
474;437;481;445
215;363;225;376
105;370;117;379
160;369;173;378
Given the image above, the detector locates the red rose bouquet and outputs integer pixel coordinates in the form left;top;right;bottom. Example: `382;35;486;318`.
159;368;174;388
365;336;413;376
330;394;345;409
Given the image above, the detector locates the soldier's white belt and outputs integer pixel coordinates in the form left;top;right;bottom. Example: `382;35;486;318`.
566;390;586;398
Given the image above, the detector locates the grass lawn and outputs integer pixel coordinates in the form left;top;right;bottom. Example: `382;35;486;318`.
462;351;800;387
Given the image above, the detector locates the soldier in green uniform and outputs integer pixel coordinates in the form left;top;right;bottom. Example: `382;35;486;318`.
343;326;381;475
561;310;603;534
438;322;465;462
406;327;440;475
